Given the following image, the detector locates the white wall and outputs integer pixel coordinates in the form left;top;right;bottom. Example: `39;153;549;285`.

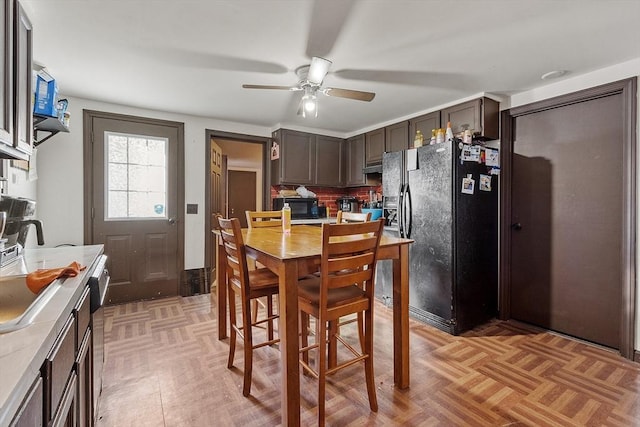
34;96;271;269
507;58;640;352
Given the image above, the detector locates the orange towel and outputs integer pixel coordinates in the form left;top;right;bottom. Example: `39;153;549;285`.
26;261;86;294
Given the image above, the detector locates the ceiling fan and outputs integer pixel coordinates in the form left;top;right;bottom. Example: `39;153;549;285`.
242;57;375;118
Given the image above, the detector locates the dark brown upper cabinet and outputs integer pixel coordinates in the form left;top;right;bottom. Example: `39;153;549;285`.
271;129;315;186
0;0;13;150
0;0;30;160
271;129;344;187
345;134;366;187
314;134;343;187
13;0;32;157
385;121;409;153
365;127;385;166
409;111;441;145
440;97;499;140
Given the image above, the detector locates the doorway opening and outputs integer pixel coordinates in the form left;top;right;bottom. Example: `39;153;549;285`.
204;130;271;282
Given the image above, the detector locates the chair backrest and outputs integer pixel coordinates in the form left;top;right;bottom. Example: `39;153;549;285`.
246;210;282;228
336;210;372;224
217;217;250;294
320;219;383;298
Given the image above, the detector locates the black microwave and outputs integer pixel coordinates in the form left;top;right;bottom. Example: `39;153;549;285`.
272;197;319;219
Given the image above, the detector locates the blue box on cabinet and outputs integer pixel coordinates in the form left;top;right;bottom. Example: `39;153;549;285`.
33;70;58;117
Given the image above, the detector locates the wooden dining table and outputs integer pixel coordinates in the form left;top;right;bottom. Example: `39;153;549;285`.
215;224;413;426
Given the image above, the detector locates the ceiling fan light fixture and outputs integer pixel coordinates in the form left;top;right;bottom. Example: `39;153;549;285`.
302;93;318;118
307;57;332;84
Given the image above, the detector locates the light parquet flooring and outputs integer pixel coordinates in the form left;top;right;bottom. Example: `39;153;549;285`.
96;294;640;426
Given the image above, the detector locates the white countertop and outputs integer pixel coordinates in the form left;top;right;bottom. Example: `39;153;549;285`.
0;245;104;427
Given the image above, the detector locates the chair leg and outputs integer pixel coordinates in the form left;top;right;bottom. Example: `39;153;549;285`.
227;288;237;369
357;312;365;351
251;299;259;324
327;321;338;369
317;316;327;426
363;308;378;412
242;296;254;397
267;295;274;341
300;311;309;368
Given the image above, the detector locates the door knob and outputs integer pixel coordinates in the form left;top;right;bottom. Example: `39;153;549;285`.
511;222;522;230
168;217;176;225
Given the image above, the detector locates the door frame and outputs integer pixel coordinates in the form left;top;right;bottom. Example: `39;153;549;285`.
499;78;637;359
204;130;271;271
82;109;186;283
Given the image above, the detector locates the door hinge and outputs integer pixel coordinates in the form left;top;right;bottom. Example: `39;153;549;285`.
90;131;94;144
91;207;95;219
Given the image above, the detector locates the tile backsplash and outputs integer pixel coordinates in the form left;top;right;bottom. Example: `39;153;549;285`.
271;185;382;216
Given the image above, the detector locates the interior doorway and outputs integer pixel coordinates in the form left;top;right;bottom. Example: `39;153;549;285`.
204;131;270;273
500;78;637;359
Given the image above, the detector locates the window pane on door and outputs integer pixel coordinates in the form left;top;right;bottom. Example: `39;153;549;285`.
105;132;168;219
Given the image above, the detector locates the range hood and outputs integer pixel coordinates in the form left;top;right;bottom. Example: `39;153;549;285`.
363;164;382;174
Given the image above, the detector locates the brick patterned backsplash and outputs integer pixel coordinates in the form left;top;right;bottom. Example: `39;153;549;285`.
270;185;382;216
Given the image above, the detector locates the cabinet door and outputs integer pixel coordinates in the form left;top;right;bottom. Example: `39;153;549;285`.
76;329;93;427
274;129;315;185
410;111;440;144
345;134;366;187
440;97;499;140
13;1;32;156
10;376;43;427
385;121;409;153
441;98;481;136
42;315;75;424
0;0;12;147
315;135;343;186
365;128;384;165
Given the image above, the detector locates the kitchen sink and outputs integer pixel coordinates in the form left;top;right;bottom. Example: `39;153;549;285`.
0;275;59;334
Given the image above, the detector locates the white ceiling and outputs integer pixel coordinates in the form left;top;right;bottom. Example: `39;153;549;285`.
21;0;640;136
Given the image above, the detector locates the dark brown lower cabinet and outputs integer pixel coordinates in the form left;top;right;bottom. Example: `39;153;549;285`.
52;373;76;427
42;315;75;425
10;376;43;427
76;329;93;427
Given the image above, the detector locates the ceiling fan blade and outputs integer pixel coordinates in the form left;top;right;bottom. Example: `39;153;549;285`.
306;0;357;58
323;87;375;102
307;57;332;85
242;84;302;91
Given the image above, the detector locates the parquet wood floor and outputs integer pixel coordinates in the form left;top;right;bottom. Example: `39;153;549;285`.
96;294;640;426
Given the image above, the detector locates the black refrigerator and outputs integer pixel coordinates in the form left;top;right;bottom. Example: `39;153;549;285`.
377;141;499;334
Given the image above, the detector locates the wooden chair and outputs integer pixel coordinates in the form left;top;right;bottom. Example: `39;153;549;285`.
245;210;282;228
217;217;280;397
336;210;371;224
335;209;372;343
298;219;383;425
245;210;282;321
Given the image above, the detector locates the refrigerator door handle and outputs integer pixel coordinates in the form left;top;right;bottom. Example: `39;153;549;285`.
403;184;412;239
397;184;405;238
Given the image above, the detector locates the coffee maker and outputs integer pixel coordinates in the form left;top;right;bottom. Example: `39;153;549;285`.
0;196;44;266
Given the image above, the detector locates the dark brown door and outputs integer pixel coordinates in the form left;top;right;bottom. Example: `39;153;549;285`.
227;170;256;228
87;112;184;304
509;91;624;349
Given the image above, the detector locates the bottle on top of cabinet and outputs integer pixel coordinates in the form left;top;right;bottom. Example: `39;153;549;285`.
413;130;424;148
445;121;454;144
282;203;291;233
